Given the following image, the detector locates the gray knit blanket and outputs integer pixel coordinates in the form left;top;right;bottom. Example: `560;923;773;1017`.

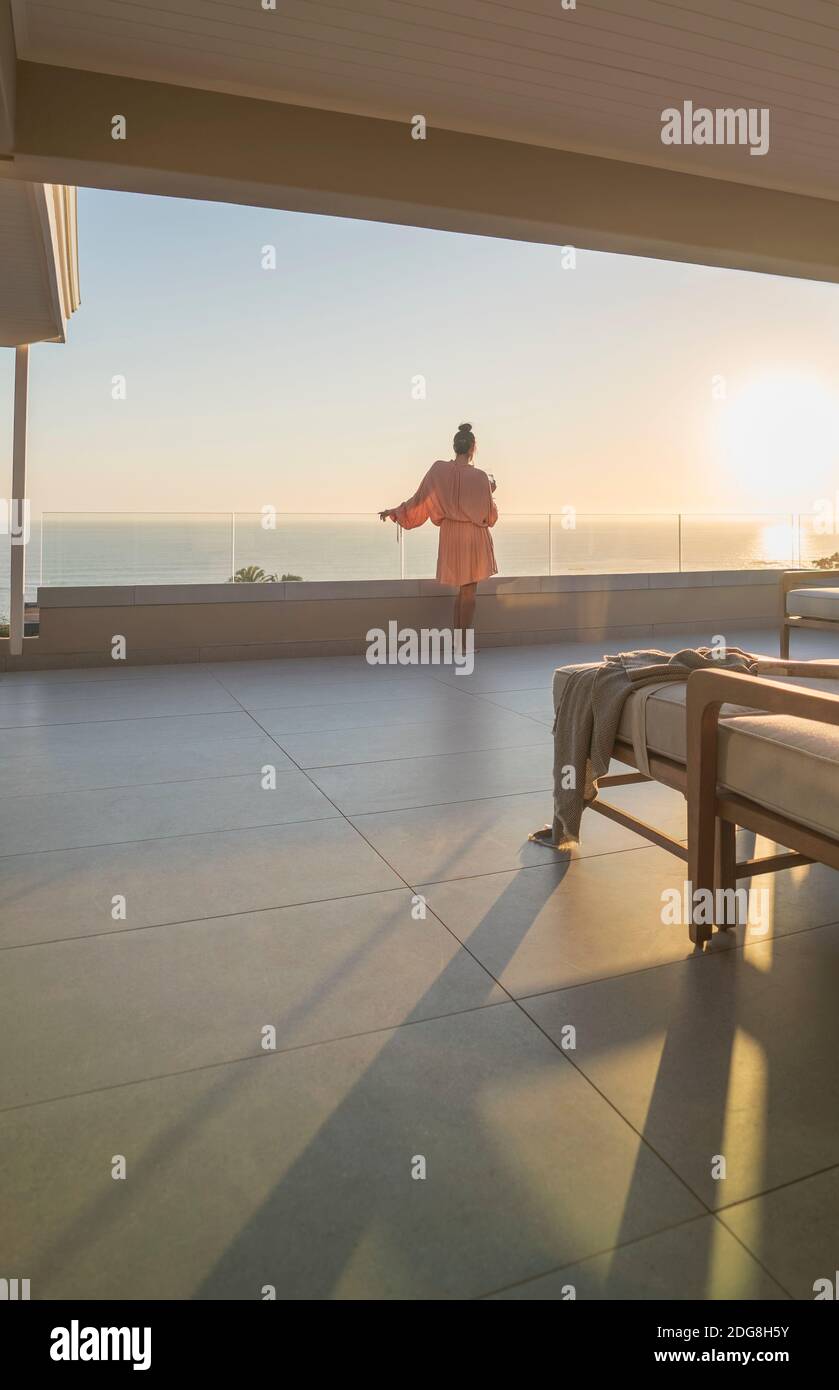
532;646;759;849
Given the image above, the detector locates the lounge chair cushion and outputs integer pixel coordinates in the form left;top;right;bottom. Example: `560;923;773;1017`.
719;711;839;838
786;586;839;620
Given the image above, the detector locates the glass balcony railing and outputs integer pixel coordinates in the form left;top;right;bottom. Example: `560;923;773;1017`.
40;513;235;588
550;514;680;575
3;510;836;622
233;513;402;583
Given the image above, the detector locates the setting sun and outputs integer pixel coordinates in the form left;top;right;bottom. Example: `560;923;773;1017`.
716;372;839;505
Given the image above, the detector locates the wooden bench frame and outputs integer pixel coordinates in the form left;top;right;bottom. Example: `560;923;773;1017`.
582;660;839;947
780;567;839;659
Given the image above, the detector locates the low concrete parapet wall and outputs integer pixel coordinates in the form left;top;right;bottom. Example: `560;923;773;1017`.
0;571;780;670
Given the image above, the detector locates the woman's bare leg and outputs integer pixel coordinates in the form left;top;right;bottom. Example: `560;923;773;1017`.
459;583;477;632
457;583;477;652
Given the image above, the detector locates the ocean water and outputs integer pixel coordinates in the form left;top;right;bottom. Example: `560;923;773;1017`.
1;511;834;621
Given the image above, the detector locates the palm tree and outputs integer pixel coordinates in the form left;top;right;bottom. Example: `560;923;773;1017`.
229;565;279;583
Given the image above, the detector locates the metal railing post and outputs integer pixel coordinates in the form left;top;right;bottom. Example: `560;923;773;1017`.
9;345;29;656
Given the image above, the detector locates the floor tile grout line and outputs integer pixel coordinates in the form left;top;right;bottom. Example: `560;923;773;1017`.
227;706;527;743
0;667;229;688
466;686;552;710
0;998;516;1117
411;838;670;885
0;883;415;953
208;678;498;703
18;833;824;962
0;739;550;797
0;683;477;729
0;706;247;731
0;730;285;753
511;912;839;995
0;780;647;861
0;727;674;784
442;685;553;728
210;674;422;884
0;810;343;860
0;763;305;802
713;1155;839;1215
703;1212;796;1301
287;737;552;772
0;719;550;779
8;861;831;991
217;675;531;1016
342;783;556;817
512;996;720;1219
427;680;553;698
208;676;561;818
0;837;672;952
473;1209;791;1301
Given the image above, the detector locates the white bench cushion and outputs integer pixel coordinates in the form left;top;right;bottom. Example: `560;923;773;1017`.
552;665;759;763
786;586;839;620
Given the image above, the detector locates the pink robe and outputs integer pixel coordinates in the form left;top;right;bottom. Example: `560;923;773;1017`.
393;459;498;586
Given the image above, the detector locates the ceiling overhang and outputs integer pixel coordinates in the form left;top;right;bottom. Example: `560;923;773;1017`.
8;58;839;286
9;0;839;202
4;2;839;285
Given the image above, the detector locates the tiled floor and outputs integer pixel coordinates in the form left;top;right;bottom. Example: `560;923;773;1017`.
2;625;839;1300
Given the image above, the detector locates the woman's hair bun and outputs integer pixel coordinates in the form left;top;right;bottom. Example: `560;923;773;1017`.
453;421;476;453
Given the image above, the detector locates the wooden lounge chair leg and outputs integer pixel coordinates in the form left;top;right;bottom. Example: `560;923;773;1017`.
780;620;790;660
687;664;839;947
687;811;716;947
686;690;722;948
714;818;737;930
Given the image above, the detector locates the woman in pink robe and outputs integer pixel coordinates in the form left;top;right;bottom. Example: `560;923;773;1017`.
380;423;498;639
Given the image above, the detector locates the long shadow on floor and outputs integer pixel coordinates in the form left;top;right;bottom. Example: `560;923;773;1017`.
192;860;605;1299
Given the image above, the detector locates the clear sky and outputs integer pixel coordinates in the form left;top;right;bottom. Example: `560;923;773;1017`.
3;186;839;521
